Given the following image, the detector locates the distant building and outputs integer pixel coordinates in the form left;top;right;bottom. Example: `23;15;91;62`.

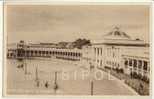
7;40;82;61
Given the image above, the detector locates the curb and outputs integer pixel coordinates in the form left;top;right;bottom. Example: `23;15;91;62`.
98;68;139;95
109;73;139;95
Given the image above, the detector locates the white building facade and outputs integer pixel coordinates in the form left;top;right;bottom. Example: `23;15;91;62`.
82;27;150;80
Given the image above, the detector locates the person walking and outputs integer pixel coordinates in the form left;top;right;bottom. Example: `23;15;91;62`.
45;81;49;88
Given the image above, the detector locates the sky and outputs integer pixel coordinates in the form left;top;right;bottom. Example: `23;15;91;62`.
6;5;150;43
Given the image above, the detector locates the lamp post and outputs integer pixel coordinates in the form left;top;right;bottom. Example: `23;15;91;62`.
91;80;93;95
24;61;27;74
89;62;94;96
23;42;28;75
53;71;58;95
35;67;40;87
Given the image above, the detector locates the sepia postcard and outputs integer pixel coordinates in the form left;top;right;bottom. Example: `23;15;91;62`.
3;2;152;98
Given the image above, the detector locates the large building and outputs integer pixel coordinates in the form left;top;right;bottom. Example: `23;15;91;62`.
82;27;150;79
7;41;82;61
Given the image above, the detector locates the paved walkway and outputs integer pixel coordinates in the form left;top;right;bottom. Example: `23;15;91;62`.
6;59;137;95
56;67;137;95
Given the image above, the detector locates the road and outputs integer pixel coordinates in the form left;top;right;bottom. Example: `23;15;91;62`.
6;58;137;95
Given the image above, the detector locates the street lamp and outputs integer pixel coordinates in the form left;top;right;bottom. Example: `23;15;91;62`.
89;62;94;96
90;80;94;95
53;71;58;95
35;67;40;87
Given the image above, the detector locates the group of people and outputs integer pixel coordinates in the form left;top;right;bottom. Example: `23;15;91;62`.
36;81;49;88
36;80;58;90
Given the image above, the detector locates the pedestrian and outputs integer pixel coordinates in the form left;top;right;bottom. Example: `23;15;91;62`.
53;82;58;90
36;81;40;87
21;64;24;68
45;81;49;88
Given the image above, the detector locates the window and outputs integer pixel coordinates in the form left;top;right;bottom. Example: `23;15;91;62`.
97;48;99;55
138;60;142;69
68;52;70;56
129;59;132;66
26;50;29;54
94;48;96;54
100;48;102;55
10;53;13;57
133;59;137;68
124;60;128;65
73;53;75;56
113;52;115;58
143;61;148;71
117;64;120;67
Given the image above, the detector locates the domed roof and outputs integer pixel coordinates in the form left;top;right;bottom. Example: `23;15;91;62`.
104;27;131;40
